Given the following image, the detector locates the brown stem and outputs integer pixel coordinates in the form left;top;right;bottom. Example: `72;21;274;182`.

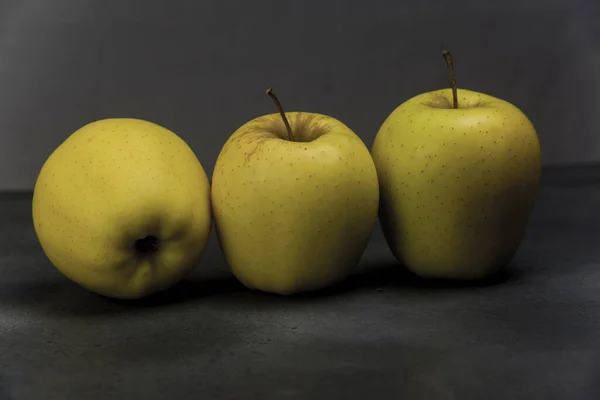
266;88;294;141
442;50;458;109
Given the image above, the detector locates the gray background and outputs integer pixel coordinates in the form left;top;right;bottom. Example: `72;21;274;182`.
1;0;599;191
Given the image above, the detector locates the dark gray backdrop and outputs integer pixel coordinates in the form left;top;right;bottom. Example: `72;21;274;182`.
1;0;599;191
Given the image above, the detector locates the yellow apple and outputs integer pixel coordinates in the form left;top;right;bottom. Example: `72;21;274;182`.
211;89;379;295
371;51;542;280
32;118;212;299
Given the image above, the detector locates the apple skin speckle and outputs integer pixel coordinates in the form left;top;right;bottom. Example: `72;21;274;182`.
371;88;542;279
211;112;380;295
32;118;212;299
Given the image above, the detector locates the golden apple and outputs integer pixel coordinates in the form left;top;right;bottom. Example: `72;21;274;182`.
211;89;379;295
32;118;212;299
371;51;542;279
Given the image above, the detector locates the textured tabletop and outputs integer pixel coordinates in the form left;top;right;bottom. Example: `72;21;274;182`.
1;164;600;400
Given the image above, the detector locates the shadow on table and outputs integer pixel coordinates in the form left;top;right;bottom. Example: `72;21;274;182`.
3;272;245;318
5;259;523;318
291;260;522;300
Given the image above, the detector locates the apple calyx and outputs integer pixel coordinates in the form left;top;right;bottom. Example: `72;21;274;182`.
134;235;160;255
266;88;295;142
441;49;459;109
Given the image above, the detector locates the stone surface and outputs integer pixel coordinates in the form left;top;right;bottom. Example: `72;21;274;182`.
1;164;600;399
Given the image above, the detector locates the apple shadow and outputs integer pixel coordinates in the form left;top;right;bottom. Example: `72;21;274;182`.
6;259;524;318
291;260;522;299
107;274;247;308
5;272;246;318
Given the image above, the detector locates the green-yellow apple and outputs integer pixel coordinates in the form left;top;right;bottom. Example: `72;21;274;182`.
211;89;379;295
32;118;212;299
371;50;542;280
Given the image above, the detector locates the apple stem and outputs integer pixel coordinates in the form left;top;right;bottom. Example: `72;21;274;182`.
442;49;459;109
266;88;294;142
